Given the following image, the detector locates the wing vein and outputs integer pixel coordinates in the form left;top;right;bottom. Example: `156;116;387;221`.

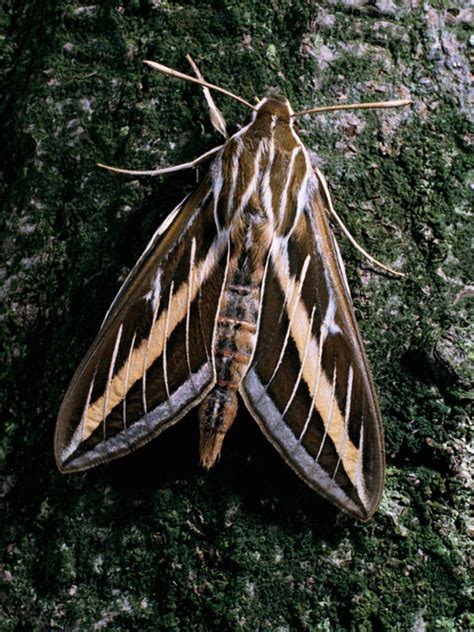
332;365;354;479
123;332;137;433
264;252;311;390
314;362;337;464
80;375;96;443
298;318;327;442
282;305;316;416
185;237;197;393
102;324;124;439
143;292;162;422
162;281;174;408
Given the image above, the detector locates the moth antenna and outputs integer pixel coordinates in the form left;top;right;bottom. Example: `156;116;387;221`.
96;145;222;177
186;54;228;139
314;166;406;278
293;99;412;117
144;60;256;111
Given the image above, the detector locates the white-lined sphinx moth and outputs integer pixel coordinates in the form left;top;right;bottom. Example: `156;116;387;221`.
56;59;409;520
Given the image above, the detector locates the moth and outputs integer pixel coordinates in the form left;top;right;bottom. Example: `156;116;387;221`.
55;57;409;520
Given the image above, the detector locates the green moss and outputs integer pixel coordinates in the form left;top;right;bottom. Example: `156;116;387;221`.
0;1;471;630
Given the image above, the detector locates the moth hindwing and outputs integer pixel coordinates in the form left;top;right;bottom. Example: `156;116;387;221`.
56;63;400;521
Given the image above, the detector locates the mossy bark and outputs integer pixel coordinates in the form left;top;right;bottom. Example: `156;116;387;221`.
1;1;471;630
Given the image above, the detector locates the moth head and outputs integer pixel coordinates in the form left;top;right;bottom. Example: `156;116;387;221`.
254;93;294;124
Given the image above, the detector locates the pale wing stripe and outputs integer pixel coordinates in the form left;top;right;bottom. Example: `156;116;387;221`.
77;233;228;442
271;245;361;485
286;160;312;239
102;324;124;439
142;292;162;419
102;189;211;328
322;292;342;335
299;289;341;442
263;252;310;389
123;332;137;432
282;304;315;417
185;237;197;393
355;418;369;508
298;318;325;442
332;365;354;479
162;280;175;407
61;375;95;463
81;375;96;442
242;369;362;516
67;363;213;471
149;269;162;312
314;363;337;463
298;378;316;443
263;251;311;390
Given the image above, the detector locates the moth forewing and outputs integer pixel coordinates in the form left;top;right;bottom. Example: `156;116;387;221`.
309;188;385;519
56;63;407;519
55;176;225;472
239;176;384;521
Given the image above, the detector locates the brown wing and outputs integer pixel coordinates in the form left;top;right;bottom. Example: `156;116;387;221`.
55;174;230;472
240;188;385;520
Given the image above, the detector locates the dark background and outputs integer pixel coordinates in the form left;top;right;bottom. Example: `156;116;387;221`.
0;1;471;630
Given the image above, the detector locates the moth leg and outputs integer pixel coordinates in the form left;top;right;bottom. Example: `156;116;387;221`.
97;143;223;177
313;166;405;278
186;54;228;139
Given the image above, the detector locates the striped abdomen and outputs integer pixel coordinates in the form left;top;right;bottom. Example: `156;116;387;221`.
198;236;263;468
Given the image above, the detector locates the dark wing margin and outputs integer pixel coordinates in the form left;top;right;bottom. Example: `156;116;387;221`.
240;189;385;521
55;175;229;472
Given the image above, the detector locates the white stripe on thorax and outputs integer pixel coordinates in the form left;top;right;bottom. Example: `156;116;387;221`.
226;138;244;219
260;118;276;223
278;147;300;226
235;140;265;215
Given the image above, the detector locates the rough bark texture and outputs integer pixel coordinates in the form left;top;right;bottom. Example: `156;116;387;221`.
0;1;471;630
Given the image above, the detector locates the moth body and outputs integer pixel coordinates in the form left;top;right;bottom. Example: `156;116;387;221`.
199;215;264;467
199;96;305;466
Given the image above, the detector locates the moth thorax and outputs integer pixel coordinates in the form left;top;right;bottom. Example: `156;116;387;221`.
198;388;238;469
257;95;292;122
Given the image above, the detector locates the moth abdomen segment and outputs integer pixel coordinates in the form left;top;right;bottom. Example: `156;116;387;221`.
199;245;263;468
198;388;238;469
